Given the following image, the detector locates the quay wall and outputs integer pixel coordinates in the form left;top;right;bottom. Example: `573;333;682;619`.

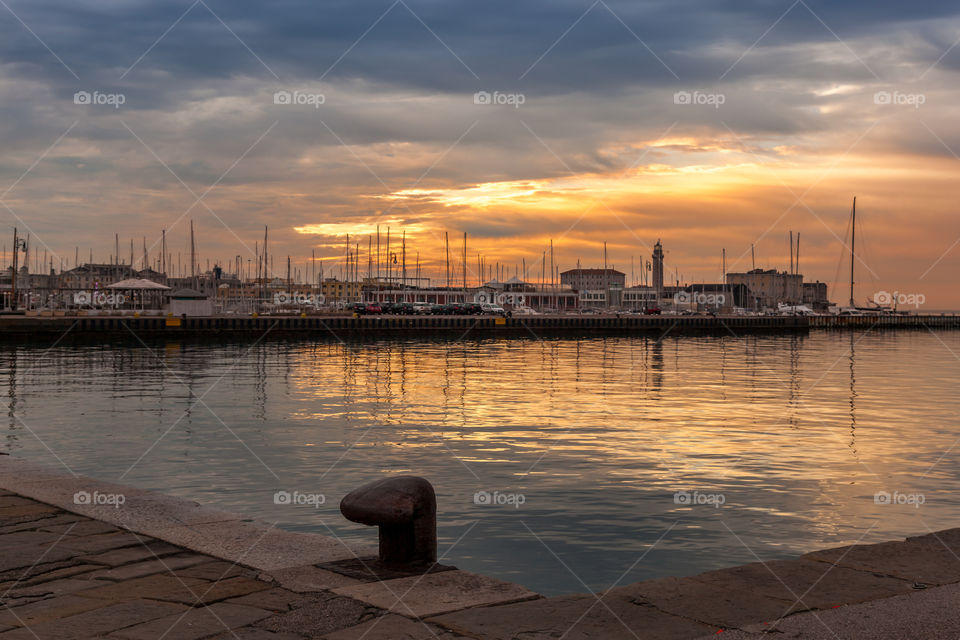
0;313;957;338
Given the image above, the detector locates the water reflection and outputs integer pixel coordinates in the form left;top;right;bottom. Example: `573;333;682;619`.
0;331;958;596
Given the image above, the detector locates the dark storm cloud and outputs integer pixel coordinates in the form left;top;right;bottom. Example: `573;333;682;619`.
2;0;959;97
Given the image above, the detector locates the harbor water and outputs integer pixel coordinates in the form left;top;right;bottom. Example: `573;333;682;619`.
2;330;958;596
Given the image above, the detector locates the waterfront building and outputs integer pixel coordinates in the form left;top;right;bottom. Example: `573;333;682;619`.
168;288;213;316
320;278;363;302
579;290;607;307
622;286;658;311
685;283;750;310
59;263;139;289
726;269;803;309
560;268;626;291
802;281;830;311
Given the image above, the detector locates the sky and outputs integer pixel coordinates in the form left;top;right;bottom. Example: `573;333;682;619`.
1;0;959;306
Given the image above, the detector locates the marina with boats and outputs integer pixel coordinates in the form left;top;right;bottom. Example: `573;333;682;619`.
0;199;945;325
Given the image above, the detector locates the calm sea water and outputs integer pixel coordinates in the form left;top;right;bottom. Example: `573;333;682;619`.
2;330;959;596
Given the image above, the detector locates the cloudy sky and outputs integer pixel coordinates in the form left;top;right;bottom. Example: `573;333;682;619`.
2;0;959;305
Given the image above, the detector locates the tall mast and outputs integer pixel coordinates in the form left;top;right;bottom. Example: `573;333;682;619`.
11;228;17;310
550;238;554;289
796;232;800;275
445;232;450;289
462;231;467;296
849;197;856;307
789;230;794;274
190;220;196;288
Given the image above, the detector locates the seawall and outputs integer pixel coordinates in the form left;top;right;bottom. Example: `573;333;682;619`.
1;313;958;339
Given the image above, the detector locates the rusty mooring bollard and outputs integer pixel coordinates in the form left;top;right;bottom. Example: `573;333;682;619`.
340;476;437;569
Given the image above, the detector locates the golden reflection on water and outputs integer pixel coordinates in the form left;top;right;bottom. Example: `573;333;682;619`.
3;331;959;595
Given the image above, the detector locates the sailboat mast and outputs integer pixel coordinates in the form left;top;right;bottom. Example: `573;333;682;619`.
849;197;856;308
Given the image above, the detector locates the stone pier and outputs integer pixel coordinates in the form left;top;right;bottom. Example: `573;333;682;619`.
1;455;959;639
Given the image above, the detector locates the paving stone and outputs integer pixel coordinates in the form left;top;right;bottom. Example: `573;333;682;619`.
86;552;209;581
259;565;364;592
333;569;539;618
0;497;44;509
108;602;272;640
68;492;246;533
74;573;208;601
0;513;85;535
909;527;960;549
0;560;100;588
152;576;272;606
210;629;304;639
150;520;367;571
226;587;314;612
715;582;960;640
57;531;148;554
0;530;64;547
176;560;256;581
605;574;794;629
690;558;913;612
805;536;960;586
0;594;109;627
254;595;375;637
3;577;102;601
324;613;466;639
0;543;77;572
0;504;61;519
431;593;718;640
0;599;186;640
79;540;184;567
39;519;120;536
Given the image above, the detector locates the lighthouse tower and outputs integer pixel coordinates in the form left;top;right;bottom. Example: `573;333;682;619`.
652;240;664;301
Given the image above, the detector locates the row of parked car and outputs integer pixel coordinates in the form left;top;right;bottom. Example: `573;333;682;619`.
346;302;506;316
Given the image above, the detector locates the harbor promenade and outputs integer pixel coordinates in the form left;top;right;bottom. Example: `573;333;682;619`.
1;312;959;339
1;455;959;639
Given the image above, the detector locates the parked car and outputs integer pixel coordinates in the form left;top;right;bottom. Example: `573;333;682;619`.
413;302;432;314
643;307;661;315
463;303;483;315
364;304;382;314
480;303;505;315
